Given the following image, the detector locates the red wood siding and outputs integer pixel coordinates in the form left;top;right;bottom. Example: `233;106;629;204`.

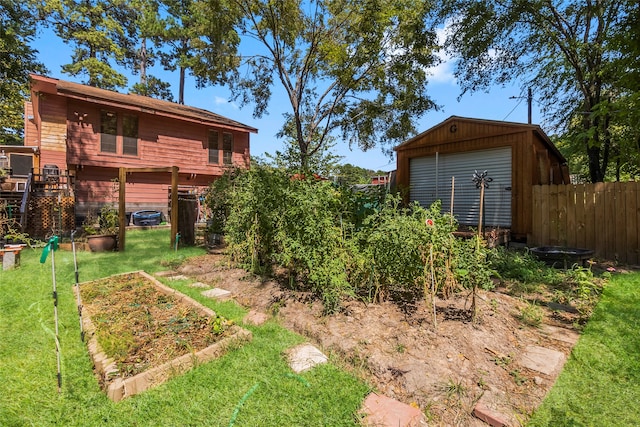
28;76;254;220
75;166;212;215
64;99;249;175
23;102;38;147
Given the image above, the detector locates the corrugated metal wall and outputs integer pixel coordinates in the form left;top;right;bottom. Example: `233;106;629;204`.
409;147;512;227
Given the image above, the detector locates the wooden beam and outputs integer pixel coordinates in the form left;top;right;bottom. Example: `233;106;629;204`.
118;167;126;251
170;166;179;248
124;167;174;173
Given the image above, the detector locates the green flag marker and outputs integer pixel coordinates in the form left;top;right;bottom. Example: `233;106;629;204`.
40;236;59;263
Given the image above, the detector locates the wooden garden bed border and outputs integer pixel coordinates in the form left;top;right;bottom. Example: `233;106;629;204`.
75;270;252;402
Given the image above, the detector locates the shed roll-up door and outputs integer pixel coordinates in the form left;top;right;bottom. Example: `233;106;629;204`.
409;147;512;227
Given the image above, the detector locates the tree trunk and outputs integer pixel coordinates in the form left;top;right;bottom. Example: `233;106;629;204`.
140;38;147;86
179;66;185;105
586;143;604;183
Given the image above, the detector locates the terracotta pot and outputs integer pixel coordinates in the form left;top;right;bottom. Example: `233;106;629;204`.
87;234;118;252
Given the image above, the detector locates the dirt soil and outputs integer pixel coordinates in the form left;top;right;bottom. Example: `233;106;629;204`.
177;252;585;426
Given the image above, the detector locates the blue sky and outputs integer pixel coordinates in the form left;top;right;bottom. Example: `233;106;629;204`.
31;26;541;172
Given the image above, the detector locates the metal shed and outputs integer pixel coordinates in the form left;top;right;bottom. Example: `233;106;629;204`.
394;116;570;242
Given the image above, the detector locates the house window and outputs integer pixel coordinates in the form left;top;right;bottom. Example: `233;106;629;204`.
122;115;139;156
222;132;233;165
208;130;219;164
9;154;33;177
100;110;117;153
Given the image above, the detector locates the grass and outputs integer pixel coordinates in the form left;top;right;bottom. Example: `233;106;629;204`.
528;271;640;426
0;228;370;426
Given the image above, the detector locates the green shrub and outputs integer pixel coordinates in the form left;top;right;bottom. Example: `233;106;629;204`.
222;166;289;272
489;247;560;284
207;165;499;313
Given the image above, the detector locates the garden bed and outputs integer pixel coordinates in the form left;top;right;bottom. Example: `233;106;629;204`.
76;271;252;402
177;253;605;426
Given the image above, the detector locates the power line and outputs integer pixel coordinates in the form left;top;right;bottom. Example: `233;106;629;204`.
503;97;523;121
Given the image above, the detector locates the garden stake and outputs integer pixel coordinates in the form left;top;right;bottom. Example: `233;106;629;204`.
40;236;62;393
472;170;493;235
71;230;84;341
450;176;455;222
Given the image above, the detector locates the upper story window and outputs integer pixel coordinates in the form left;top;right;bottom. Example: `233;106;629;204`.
208;130;234;165
222;132;233;165
208;130;219;164
100;110;138;156
100;111;117;153
123;115;139;156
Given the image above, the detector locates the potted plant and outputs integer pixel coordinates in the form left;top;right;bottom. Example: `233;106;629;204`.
85;205;119;252
0;168;12;191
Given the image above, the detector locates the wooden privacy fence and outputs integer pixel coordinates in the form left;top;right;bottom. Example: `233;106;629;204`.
531;182;640;265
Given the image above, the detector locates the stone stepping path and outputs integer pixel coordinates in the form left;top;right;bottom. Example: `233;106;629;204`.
284;344;427;426
519;345;565;375
360;393;426;427
287;343;328;373
201;288;232;301
155;270;429;426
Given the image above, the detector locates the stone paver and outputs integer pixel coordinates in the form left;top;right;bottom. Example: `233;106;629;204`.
472;401;508;427
154;270;178;277
2;251;18;270
188;282;210;289
244;310;269;325
519;345;565;375
288;343;328;373
540;324;580;345
167;274;189;281
201;288;232;300
360;393;426;427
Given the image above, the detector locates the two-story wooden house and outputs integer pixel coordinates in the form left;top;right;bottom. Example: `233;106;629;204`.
23;74;257;220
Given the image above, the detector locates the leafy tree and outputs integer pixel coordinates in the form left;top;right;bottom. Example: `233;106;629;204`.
156;0;240;104
434;0;634;182
42;0;137;89
127;0;175;101
264;139;343;177
0;1;46;144
214;0;438;171
605;0;640;180
130;76;175;101
263;117;343;176
333;163;375;186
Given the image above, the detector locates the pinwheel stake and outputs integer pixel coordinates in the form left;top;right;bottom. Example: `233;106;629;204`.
472;170;493;235
40;236;62;393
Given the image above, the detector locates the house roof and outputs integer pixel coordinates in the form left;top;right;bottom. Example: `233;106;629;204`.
29;74;258;134
394;115;566;163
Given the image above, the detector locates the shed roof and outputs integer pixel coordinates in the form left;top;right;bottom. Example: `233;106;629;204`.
394;116;566;163
29;74;258;134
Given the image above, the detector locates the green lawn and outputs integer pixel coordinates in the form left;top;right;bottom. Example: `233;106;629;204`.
0;229;369;426
528;271;640;426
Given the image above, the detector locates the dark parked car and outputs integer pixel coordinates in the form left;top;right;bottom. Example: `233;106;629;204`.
132;210;163;226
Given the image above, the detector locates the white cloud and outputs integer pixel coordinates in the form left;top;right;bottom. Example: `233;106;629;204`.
425;22;456;85
214;96;238;110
